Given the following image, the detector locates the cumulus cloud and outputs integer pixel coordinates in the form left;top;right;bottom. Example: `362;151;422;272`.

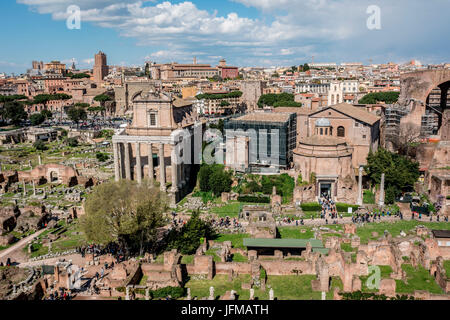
16;0;450;66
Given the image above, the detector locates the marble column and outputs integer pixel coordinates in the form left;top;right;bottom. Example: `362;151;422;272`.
171;147;179;193
379;173;385;207
124;143;131;180
159;144;166;191
113;142;120;182
136;142;142;185
148;143;154;183
23;180;26;196
357;166;363;206
177;161;183;189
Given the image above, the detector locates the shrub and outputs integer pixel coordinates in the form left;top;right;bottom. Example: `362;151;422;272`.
301;203;322;212
237;195;270;203
66;137;79;147
96;152;109;162
166;212;216;255
363;190;375;204
198;164;232;196
335;203;360;213
151;287;186;299
33;140;48;151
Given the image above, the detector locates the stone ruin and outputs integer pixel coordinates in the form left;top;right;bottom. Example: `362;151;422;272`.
240;205;277;239
0;205;50;238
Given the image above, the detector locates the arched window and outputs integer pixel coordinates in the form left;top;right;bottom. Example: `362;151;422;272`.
337;126;345;137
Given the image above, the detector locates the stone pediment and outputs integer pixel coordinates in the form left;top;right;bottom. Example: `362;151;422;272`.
133;90;172;103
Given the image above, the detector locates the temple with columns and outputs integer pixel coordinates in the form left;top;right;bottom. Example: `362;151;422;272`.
112;87;204;204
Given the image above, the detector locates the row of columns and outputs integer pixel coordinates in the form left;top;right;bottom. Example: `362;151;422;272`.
113;141;185;193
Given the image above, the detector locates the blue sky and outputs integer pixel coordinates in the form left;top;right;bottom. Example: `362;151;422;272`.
1;0;449;74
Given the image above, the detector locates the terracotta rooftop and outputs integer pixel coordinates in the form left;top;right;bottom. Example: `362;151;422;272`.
321;103;380;125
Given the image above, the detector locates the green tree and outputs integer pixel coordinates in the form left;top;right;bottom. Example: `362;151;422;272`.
94;94;112;117
197;164;232;196
365;148;420;204
81;180;168;255
67;106;87;127
74;103;90;108
68;72;91;79
209;119;224;135
358;92;400;104
66;137;79;147
33;140;48;151
30;113;46;126
1;101;27;125
0;95;27;103
209;168;232;196
166;211;216;254
96;152;109;162
198;165;212;192
88;106;106;119
41;109;52;120
257;93;301;108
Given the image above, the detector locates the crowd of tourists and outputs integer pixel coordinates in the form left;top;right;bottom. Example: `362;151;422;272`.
76;243;126;264
210;217;243;232
44;288;72;300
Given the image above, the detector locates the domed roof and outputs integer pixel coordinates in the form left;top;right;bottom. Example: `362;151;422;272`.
315;117;331;127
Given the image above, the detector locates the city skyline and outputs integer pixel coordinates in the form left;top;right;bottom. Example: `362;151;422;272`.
1;0;450;74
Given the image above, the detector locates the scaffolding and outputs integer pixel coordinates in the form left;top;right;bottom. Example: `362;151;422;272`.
384;106;408;137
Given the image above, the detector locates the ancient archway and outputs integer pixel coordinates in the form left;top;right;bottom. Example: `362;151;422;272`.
49;171;59;183
399;69;450;139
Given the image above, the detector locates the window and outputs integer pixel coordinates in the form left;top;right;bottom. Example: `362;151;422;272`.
149;113;157;127
320;128;323;135
337;126;345;137
355;122;359;127
363;135;367;139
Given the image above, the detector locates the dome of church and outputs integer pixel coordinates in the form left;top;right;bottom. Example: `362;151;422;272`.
315;117;331;127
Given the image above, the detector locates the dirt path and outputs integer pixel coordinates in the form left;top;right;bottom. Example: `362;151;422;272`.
0;229;46;264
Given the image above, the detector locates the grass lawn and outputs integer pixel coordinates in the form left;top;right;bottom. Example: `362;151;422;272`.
139;275;148;286
232;253;248;262
278;227;314;239
326;277;344;299
214;233;250;249
444;261;450;278
356;221;450;244
359;265;393;293
185;274;322;300
211;202;242;218
181;255;195;265
211;201;270;218
396;264;443;294
321;233;342;241
205;248;221;263
340;243;356;252
29;242;49;258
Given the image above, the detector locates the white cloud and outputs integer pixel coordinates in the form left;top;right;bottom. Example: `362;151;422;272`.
82;58;95;65
15;0;450;66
